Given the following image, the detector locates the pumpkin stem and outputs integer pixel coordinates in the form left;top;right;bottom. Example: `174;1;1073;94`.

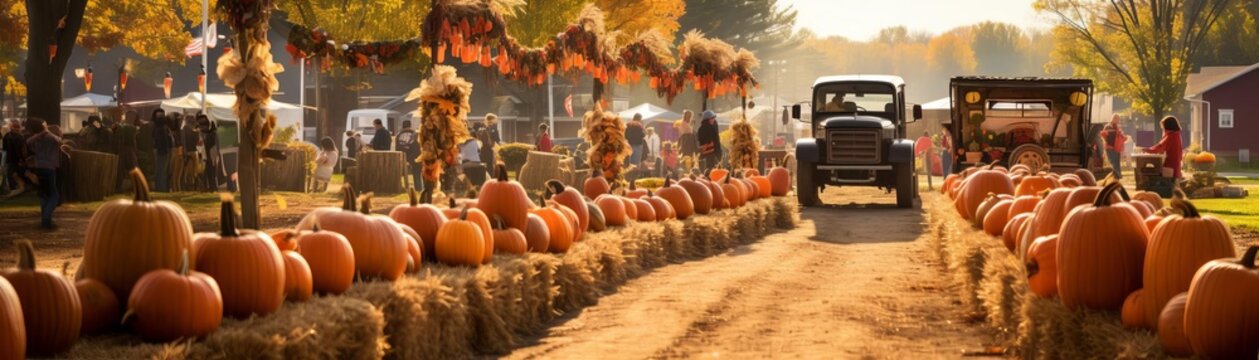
1092;182;1127;207
495;163;509;182
177;249;189;276
408;187;419;207
449;196;457;210
1241;246;1259;269
545;180;566;196
15;240;35;271
359;194;374;215
1172;187;1187;200
664;177;673;188
1170;198;1201;219
629;180;637;191
491;214;506;230
459;205;470;221
130;168;151;202
1025;260;1039;277
647;189;654;198
219;193;240;237
986;160;1000;170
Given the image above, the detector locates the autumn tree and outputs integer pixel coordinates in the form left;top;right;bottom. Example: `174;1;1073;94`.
971;22;1023;76
677;0;801;59
1192;1;1259;66
597;0;685;41
507;0;587;47
1038;0;1234;118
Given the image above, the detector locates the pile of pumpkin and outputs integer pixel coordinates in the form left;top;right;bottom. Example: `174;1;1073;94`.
0;164;792;359
942;163;1259;359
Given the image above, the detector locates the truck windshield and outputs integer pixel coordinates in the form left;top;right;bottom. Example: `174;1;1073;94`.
814;83;896;115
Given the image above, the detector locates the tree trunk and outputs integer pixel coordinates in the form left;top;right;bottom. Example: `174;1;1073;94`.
23;0;89;126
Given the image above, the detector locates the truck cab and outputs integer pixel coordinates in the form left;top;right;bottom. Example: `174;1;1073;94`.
792;75;922;208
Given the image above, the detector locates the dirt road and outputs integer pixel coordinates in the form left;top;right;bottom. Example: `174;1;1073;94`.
507;187;998;359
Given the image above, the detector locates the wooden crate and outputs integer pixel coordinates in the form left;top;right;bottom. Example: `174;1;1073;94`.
70;150;119;202
353;151;406;195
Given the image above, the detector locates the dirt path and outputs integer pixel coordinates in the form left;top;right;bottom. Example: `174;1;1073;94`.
507;187;998;359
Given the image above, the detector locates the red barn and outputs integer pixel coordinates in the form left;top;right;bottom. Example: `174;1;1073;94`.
1186;63;1259;165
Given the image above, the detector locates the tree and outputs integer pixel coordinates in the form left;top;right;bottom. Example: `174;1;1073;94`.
597;0;685;41
677;0;801;59
927;33;976;78
507;0;587;47
971;22;1023;76
1038;0;1234;118
1192;1;1259;66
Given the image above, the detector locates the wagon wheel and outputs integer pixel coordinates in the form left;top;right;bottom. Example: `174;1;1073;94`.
1009;144;1049;171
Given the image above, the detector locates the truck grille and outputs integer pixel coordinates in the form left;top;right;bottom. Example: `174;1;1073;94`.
827;129;881;164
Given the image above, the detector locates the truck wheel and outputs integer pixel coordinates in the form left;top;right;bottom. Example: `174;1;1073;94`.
895;162;914;208
1009;144;1050;170
797;161;819;207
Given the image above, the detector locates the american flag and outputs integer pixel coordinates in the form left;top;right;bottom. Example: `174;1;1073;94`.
184;23;218;57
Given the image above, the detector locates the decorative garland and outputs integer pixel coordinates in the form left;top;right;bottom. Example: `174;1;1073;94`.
285;26;425;73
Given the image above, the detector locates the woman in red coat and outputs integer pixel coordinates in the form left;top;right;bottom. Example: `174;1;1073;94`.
1142;116;1183;180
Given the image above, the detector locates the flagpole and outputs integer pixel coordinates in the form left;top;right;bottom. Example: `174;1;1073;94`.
547;74;554;137
200;0;208;113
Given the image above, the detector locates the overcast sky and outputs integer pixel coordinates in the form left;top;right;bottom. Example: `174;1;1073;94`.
780;0;1054;40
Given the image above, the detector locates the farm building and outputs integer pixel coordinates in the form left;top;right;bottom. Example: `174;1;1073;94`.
1185;63;1259;165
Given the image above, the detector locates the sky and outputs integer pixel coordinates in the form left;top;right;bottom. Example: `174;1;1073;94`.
780;0;1054;41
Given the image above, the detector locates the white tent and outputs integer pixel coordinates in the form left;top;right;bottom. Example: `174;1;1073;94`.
161;92;304;141
921;97;951;111
617;103;681;124
61;93;118;110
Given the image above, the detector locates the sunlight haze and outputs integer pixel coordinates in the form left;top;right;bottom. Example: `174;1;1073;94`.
782;0;1053;40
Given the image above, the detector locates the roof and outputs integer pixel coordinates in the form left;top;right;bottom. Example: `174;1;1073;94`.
921;97;952;111
617;103;681;123
950;76;1092;88
813;75;905;88
1185;63;1259;98
347;108;402;117
61;93;117;109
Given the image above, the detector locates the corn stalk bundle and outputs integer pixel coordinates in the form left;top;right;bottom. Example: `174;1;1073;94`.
216;2;283;150
408;65;473;183
580;106;631;182
729;117;760;170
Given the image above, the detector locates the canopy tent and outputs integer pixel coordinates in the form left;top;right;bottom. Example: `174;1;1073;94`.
922;96;952;111
61;93;118;110
161;92;304;142
617;103;681;124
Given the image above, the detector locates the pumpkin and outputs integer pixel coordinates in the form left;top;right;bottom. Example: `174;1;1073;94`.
2;241;80;356
268;229;301;252
767;161;791;196
281;251;313;302
81;169;194;302
491;215;528;255
625;181;648;199
553;197;582;241
547;180;590;239
124;251;222;342
597;194;628;226
633;199;657;222
1061;186;1116;217
436;207;487;266
477;164;532;230
1131;191;1164;210
1127;200;1154;218
973;193;1013;228
1073;169;1097;186
1143;215;1163;233
1057;183;1148;311
398;224;423;272
701;176;728;210
1007;195;1039;219
533;196;576;253
1025;235;1059;298
743;175;766;200
193;196;285;318
942;174;960;195
1157;293;1194;357
1120;290;1147;329
0;276;22;360
586;202;607;232
743;168;761;177
1139;199;1237;330
584;174;611;199
982;199;1014;236
1057;174;1081;188
1015;173;1058;196
1192;151;1216;164
644;191;675;220
389;188;447;261
619;195;639;221
1019;188;1073;259
76;278;119;335
294;224;355;295
957;163;1015;220
721;176;745;208
676;177;713;215
524;214;551;252
709;168;729;182
1183;246;1259;359
442;198;494;263
298;186;409;280
1003;213;1033;253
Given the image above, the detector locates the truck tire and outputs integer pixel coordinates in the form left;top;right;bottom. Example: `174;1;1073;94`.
895;162;914;208
1009;144;1050;171
797;160;819;207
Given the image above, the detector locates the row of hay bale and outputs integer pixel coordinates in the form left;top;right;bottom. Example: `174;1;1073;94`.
924;193;1166;359
66;197;797;359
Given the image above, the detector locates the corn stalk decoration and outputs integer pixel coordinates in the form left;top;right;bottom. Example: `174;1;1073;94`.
729;117;760;170
580;105;631;182
407;65;472;200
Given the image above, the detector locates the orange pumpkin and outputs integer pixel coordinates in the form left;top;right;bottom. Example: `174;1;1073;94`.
1057;174;1082;188
477;164;533;230
281;251;313;302
1020;188;1073;259
973;193;1013;228
722;176;745;208
1007;195;1039;219
584;174;611;199
677;177;713;215
533;197;576;253
1138;199;1238;330
768;161;791;196
124;251;222;342
399;224;423;273
1073;168;1097;186
1127;200;1154;218
956;164;1015;220
491;215;528;255
547;180;590;239
82;169;194;302
436;207;487;266
524;214;551;252
1143;215;1163;233
2;241;80;356
1122;289;1146;328
644;191;675;220
268;229;302;252
1157;293;1193;357
700;176;728;210
1003;213;1032;252
1026;235;1059;298
633;199;657;222
0;276;23;360
389;188;447;261
1132;191;1164;210
1057;183;1148;311
1015;173;1057;196
709;168;729;182
1184;246;1259;359
656;177;696;219
75;278;119;335
298;186;409;281
982;199;1014;236
625;181;648;199
442;197;494;264
193;197;285;318
295;224;355;295
620;195;639;221
597;195;627;226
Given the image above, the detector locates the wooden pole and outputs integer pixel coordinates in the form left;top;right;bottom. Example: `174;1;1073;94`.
235;11;265;229
418;0;440;204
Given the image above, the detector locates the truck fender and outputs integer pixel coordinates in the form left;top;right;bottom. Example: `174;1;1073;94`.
889;139;915;164
795;138;821;164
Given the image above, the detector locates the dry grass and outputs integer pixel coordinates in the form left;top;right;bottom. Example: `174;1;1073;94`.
924;193;1171;359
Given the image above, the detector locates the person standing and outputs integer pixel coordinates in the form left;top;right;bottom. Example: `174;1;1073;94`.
645;126;661;165
626;113;646;165
1142;116;1184;180
535;123;553;152
939;127;954;175
199;115;223;191
80;115;105;152
24;118;65;229
1100;114;1127;179
314;137;339;192
181;114;201;190
113;111;140;191
151;110;174;192
697;110;722;171
3;120;32;196
479;114;500;168
370;119;392;151
168;114;185;192
136;110;157;180
395;120;421;190
344;130;360;160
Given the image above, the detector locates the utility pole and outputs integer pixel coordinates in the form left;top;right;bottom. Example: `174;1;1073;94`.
200;0;208;113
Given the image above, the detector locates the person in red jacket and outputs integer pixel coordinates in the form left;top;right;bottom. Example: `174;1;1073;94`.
1143;116;1183;180
1100;114;1127;179
535;123;553;152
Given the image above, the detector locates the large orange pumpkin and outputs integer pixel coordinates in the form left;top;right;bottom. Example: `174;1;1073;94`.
619;195;639;221
633;198;657;222
477;164;532;230
1007;195;1039;219
443;197;494;264
1157;293;1193;357
281;251;313;302
1019;188;1073;259
294;224;355;295
956;164;1015;220
1183;246;1259;359
721;176;745;208
298;186;409;281
389;188;447;261
1140;199;1237;330
2;241;80;356
699;176;728;210
597;194;628;226
547;180;590;239
398;224;423;272
644;191;675;220
75;278;119;335
676;177;713;215
81;169;194;302
1057;183;1148;311
1015;173;1057;196
193;197;285;318
524;214;551;252
625;181;648;199
768;161;791;196
0;276;23;360
1026;235;1059;298
982;199;1014;236
942;173;960;195
491;215;528;255
125;251;222;342
1003;213;1032;252
533;196;576;253
1143;215;1163;233
436;207;487;266
973;193;1013;228
584;174;611;199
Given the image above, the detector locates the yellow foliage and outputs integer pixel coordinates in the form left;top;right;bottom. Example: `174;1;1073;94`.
596;0;685;42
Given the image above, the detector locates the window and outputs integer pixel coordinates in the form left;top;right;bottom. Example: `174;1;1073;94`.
1219;109;1234;129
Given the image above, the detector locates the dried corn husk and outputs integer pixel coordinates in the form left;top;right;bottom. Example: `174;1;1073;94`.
729;117;760;170
579;105;631;182
217;29;285;150
408;65;473;182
